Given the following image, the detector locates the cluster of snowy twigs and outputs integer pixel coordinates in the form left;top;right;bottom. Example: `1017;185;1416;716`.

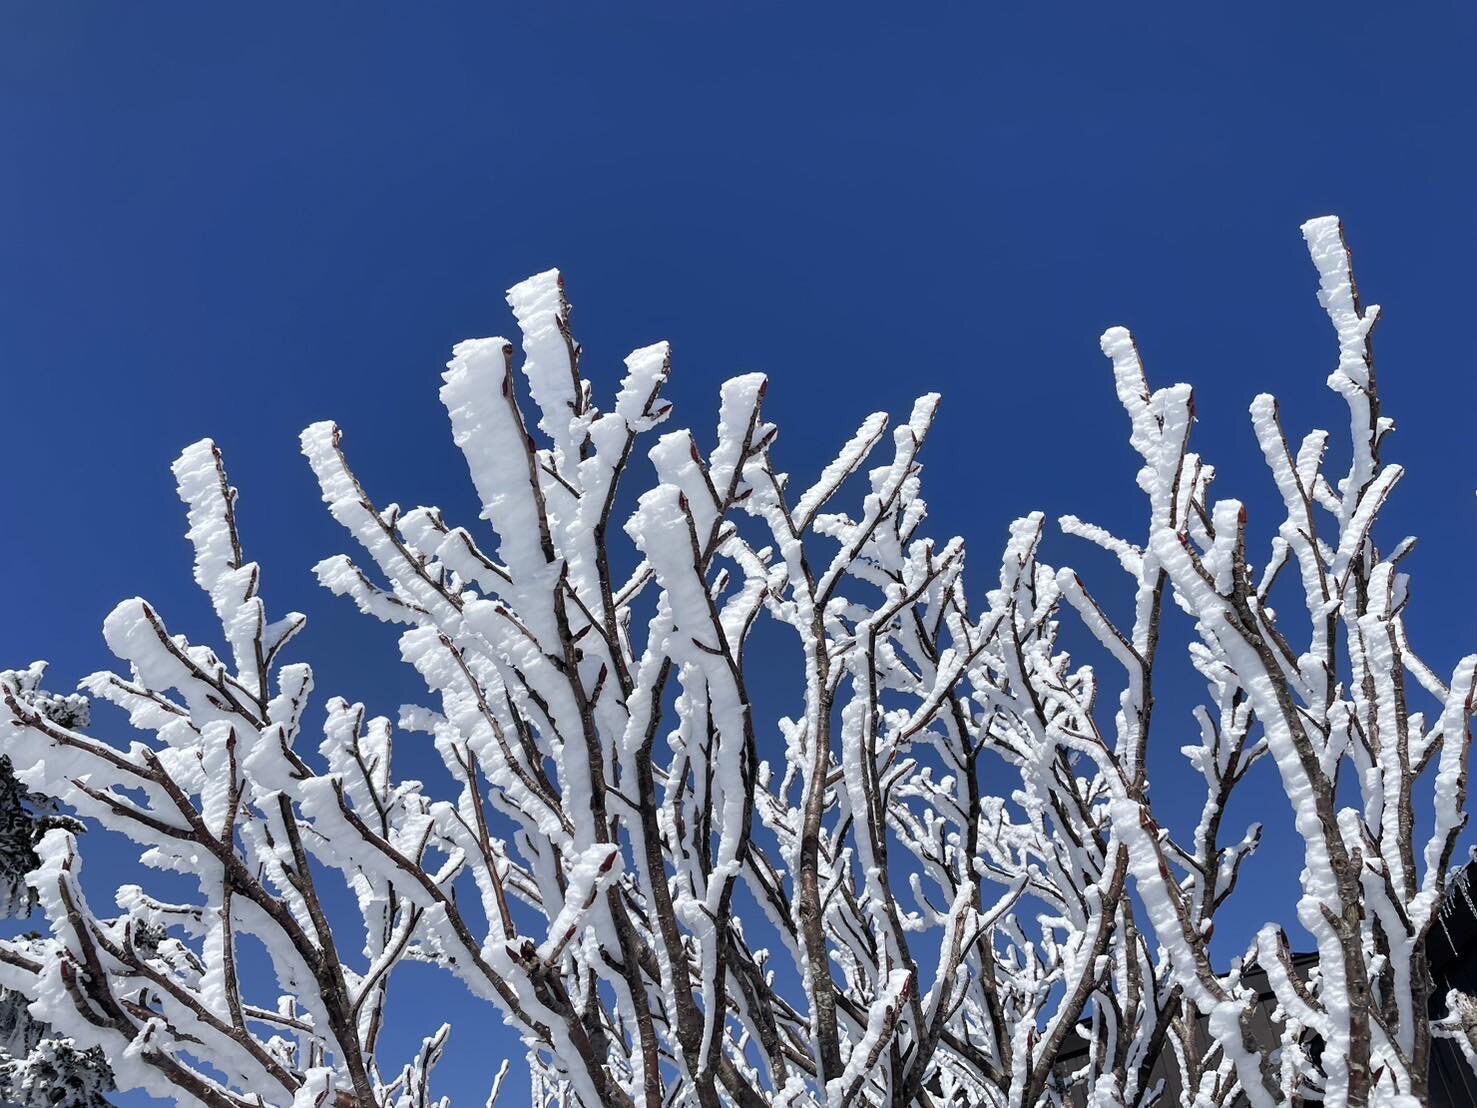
1;218;1474;1108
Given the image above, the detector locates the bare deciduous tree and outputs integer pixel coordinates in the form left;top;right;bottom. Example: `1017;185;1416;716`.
1;217;1472;1108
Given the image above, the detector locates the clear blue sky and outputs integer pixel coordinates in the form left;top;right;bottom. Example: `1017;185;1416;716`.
3;5;1476;1105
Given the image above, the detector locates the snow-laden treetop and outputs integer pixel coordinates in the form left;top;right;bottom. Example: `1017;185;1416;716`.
1;218;1473;1108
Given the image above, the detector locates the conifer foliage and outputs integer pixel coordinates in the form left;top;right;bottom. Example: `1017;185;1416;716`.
0;671;112;1108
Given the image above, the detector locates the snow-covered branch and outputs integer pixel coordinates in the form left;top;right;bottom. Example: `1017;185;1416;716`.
2;223;1472;1108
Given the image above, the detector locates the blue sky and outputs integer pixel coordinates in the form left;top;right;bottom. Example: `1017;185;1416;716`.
3;4;1476;1105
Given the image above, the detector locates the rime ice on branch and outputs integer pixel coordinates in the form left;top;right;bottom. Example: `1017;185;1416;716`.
1;225;1474;1108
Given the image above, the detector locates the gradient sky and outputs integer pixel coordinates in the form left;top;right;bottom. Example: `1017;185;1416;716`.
3;5;1476;1105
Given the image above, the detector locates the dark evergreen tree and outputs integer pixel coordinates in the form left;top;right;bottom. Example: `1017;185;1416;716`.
0;668;112;1108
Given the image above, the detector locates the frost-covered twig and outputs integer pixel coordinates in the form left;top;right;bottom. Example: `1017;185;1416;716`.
1;223;1472;1108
